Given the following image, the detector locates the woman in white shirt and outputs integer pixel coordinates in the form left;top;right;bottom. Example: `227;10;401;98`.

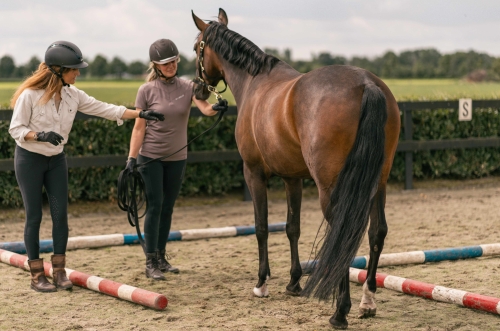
8;40;164;293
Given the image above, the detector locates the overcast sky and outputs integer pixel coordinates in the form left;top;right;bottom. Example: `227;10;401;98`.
2;0;500;65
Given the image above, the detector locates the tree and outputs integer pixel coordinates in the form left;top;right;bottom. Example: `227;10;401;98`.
89;55;108;78
0;55;16;78
177;54;196;77
108;56;127;79
350;56;377;74
127;60;147;76
14;56;42;78
492;58;500;80
378;51;399;78
315;52;347;67
27;56;41;73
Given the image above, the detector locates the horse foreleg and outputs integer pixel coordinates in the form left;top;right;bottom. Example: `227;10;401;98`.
244;165;270;297
282;177;303;296
359;187;388;318
330;270;352;329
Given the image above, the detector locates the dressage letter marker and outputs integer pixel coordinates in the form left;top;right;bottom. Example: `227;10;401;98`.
350;268;500;315
301;243;500;273
0;248;168;310
0;222;286;254
459;98;473;121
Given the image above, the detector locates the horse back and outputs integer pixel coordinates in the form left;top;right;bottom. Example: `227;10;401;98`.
290;65;400;180
236;64;400;182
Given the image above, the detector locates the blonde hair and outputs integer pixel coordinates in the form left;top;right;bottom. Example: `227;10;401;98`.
145;62;161;82
145;58;180;82
10;62;71;107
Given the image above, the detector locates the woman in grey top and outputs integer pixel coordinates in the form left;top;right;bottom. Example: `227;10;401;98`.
9;41;164;293
126;39;228;280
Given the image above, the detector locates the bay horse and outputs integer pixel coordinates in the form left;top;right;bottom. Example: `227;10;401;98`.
192;8;400;329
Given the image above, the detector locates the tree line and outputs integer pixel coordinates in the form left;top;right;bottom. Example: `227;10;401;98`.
1;48;500;81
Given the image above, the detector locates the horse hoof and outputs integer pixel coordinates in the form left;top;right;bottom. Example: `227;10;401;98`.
285;283;302;296
329;316;348;330
253;285;269;297
285;289;300;296
358;307;377;318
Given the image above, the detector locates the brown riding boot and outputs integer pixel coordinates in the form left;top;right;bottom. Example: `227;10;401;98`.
158;249;179;274
145;252;166;280
28;259;56;293
51;254;73;290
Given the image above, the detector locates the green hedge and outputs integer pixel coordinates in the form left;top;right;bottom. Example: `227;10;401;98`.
0;107;499;207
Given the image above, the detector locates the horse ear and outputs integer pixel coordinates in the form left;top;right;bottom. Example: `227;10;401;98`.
218;8;228;26
192;10;208;31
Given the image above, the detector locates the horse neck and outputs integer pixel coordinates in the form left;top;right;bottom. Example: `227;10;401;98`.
219;58;300;105
218;58;254;105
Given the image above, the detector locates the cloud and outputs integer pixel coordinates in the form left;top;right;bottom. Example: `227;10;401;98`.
1;0;499;65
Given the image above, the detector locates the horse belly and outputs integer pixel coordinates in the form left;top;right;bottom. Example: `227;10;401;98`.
261;143;310;178
236;122;310;178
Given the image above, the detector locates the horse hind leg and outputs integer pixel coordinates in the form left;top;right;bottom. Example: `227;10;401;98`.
244;164;271;298
358;187;388;318
330;270;351;329
282;177;303;296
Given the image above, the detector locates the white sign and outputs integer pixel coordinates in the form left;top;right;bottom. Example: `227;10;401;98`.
459;98;472;121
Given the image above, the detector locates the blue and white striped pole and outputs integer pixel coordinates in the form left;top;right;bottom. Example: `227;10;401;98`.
301;243;500;274
0;222;286;254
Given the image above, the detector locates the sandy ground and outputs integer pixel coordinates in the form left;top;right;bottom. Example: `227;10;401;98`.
0;177;499;331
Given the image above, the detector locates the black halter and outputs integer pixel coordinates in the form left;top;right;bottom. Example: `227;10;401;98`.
192;33;227;100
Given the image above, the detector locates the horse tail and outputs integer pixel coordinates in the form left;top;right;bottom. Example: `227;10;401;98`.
302;82;388;301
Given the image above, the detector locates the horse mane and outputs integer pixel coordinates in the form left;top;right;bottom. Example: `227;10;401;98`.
202;22;280;76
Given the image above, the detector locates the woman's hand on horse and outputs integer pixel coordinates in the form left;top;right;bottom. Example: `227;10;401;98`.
139;110;165;121
212;99;228;113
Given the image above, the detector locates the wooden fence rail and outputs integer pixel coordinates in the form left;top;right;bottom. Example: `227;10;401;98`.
1;101;499;197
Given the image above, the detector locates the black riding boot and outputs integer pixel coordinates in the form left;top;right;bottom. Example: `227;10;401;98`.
158;249;179;274
145;252;165;280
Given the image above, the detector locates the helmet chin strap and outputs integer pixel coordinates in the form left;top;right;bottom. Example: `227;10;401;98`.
48;66;70;87
154;66;177;81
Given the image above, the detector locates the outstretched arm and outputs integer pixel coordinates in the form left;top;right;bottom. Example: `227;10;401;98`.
121;109;164;121
192;96;219;116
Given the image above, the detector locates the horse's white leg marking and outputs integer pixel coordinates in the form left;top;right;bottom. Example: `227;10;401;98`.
358;281;377;318
253;275;270;297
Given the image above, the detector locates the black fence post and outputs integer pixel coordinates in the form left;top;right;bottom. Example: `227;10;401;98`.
403;109;413;190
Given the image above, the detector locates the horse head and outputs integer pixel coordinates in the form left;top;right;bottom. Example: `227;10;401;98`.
191;8;228;101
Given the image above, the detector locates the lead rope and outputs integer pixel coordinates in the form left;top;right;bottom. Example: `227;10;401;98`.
117;90;226;255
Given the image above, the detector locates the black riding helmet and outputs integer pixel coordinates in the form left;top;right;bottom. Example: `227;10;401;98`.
45;41;88;86
149;39;180;64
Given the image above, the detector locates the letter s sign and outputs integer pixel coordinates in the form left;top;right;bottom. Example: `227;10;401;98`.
459;98;472;121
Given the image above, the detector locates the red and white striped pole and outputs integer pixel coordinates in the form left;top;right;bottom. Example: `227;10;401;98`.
0;248;167;310
350;268;500;315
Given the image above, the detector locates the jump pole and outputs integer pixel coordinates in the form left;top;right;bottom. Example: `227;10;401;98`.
0;248;168;310
301;243;500;274
0;222;287;254
350;267;500;315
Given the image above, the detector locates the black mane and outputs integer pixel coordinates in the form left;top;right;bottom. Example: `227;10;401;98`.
203;22;280;76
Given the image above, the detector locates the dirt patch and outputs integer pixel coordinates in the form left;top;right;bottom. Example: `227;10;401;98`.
1;178;500;331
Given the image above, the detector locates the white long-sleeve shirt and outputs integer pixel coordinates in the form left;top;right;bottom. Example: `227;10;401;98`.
9;85;127;156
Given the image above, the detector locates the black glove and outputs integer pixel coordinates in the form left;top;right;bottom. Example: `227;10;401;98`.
212;99;228;113
139;110;165;121
126;157;136;173
36;131;64;146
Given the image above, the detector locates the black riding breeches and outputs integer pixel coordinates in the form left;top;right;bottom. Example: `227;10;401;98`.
14;146;69;260
138;155;186;254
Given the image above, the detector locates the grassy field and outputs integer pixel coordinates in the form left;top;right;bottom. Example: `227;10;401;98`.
0;79;229;108
384;79;500;101
1;78;500;109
